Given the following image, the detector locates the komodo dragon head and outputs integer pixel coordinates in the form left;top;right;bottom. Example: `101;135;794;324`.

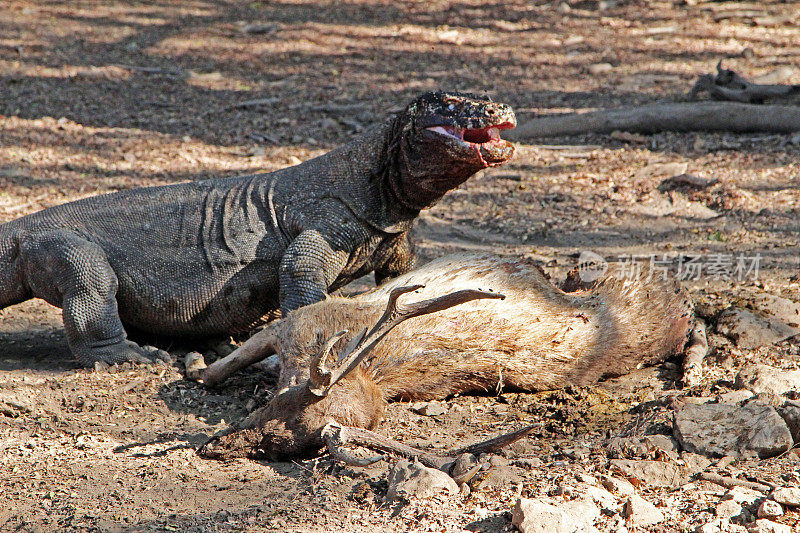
381;91;517;210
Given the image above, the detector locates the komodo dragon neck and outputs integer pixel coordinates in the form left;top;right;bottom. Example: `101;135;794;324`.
332;108;511;233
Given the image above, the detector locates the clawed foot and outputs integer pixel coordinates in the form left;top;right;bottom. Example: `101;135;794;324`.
81;340;174;367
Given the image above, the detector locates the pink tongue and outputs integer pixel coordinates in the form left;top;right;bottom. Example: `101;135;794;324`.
487;127;500;140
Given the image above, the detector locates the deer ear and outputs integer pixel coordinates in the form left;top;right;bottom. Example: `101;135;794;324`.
337;328;367;364
308;330;348;397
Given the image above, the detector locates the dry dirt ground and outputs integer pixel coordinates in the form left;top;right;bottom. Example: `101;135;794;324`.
1;1;799;532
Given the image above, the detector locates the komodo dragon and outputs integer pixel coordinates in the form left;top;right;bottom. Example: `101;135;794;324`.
0;91;516;365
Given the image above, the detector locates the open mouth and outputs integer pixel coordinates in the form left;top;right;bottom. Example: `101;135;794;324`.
426;121;515;166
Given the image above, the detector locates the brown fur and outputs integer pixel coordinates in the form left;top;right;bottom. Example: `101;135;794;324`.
198;253;693;460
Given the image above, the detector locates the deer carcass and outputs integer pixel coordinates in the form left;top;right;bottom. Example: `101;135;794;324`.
190;253;705;465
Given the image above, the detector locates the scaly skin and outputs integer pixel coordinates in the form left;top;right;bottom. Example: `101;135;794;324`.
0;91;516;365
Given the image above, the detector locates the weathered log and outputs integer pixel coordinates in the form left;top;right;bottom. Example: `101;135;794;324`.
509;102;800;140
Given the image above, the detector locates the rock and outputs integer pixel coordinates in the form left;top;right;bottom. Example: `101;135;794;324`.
610;130;647;144
239;23;278;34
511;497;600;533
411;401;447;416
514;457;543;469
623;494;664;527
682;396;715;405
736;365;800;397
673;403;792;459
695;519;747;533
478;463;525;490
633;161;689;180
609;459;684;488
607;435;679;460
575;473;598;485
253;353;281;376
318;117;339;131
448;453;481;484
778;401;800;442
752;66;796;85
588;62;613;75
715;499;747;522
717;307;799;349
757;500;784;519
581;485;618;510
681;452;712;474
718;390;755;405
725;486;764;506
501;437;536;458
770;487;800;506
385;460;458;501
600;475;637;496
749;519;791;533
750;293;800;326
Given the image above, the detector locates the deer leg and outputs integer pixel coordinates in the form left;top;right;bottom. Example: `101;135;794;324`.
682;319;707;387
188;324;280;386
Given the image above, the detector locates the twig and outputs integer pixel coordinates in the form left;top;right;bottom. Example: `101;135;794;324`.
202;97;280;116
697;472;772;493
112;64;185;77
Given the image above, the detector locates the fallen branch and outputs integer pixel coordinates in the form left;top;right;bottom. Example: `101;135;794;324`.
509;102;800;139
690;61;800;104
697;472;772;493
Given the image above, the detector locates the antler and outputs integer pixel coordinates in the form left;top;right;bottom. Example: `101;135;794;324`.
307;285;505;397
321;423;539;471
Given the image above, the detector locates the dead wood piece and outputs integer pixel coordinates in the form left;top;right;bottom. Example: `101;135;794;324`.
698;472;771;493
690;62;800;104
509;102;800;139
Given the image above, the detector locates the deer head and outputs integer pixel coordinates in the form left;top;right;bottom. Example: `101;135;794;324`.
197;285;505;461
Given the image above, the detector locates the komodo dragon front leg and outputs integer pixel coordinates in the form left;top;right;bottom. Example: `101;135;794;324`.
279;229;351;314
278;214;408;314
19;230;170;365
